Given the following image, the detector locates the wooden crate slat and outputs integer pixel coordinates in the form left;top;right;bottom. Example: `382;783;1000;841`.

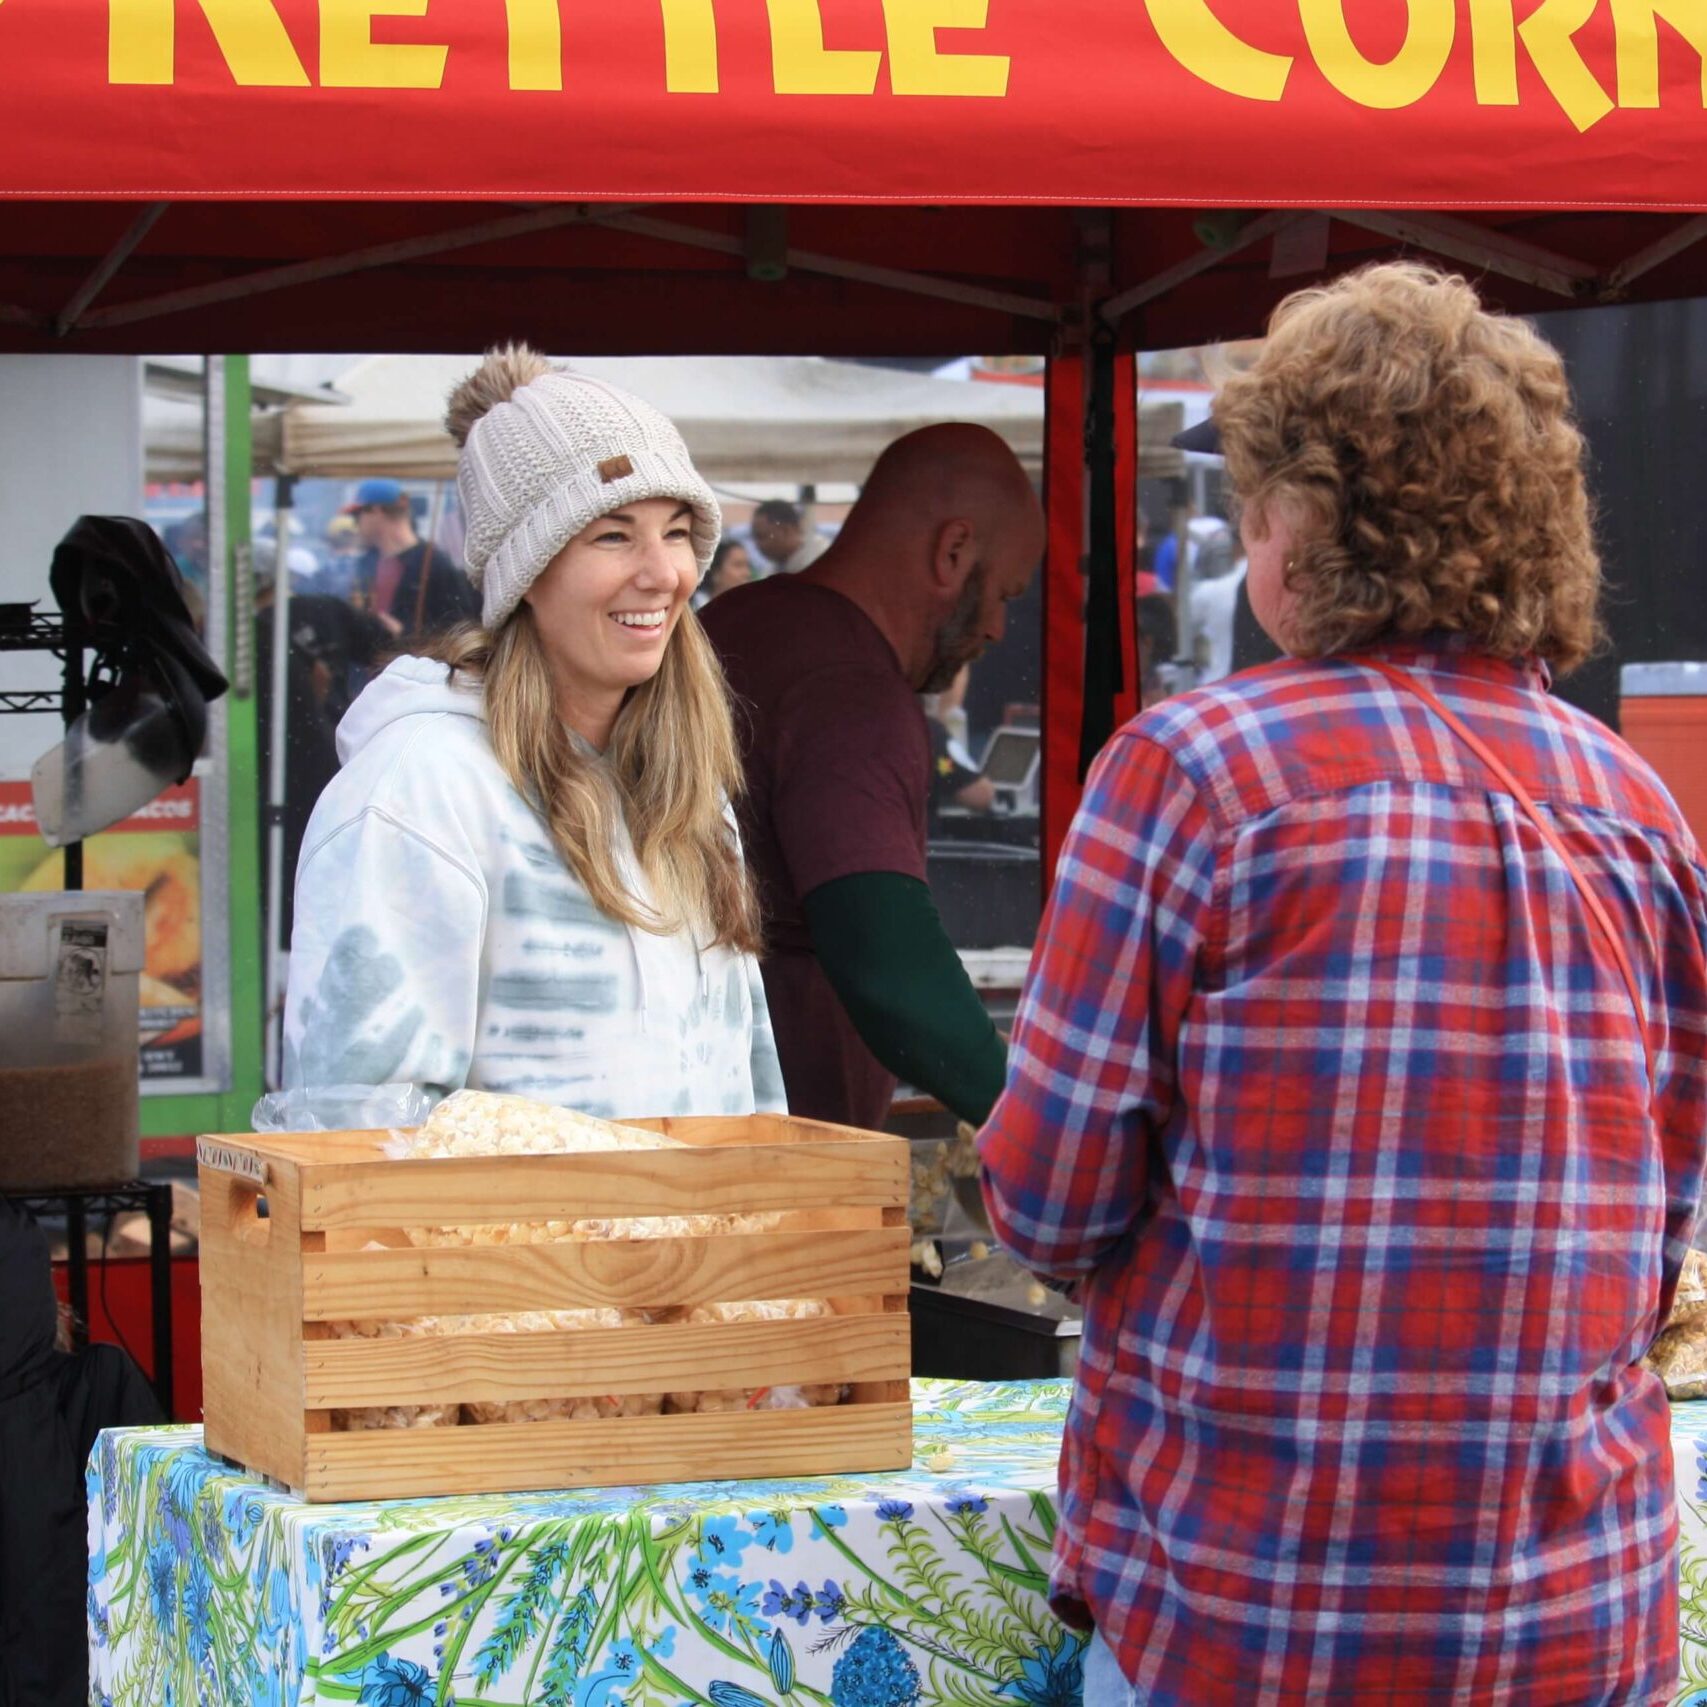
296;1139;906;1231
303;1401;915;1501
301;1228;910;1321
302;1313;909;1408
201;1116;916;1500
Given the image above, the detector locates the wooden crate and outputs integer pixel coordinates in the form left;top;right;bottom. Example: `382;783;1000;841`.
196;1115;911;1502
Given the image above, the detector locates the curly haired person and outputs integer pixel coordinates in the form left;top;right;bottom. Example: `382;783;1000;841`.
980;263;1707;1704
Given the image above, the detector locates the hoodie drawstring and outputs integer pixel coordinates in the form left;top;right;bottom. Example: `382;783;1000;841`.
627;922;650;1033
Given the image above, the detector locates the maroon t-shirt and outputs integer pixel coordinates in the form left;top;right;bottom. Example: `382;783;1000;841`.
702;577;929;1129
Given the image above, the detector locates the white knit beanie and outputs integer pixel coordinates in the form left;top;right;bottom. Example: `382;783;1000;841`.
448;350;721;630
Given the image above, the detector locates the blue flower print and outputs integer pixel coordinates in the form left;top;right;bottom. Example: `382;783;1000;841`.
815;1504;848;1530
223;1485;266;1549
817;1580;847;1624
831;1626;921;1707
87;1586;109;1649
749;1509;794;1553
574;1641;644;1707
357;1652;436;1706
768;1626;797;1695
697;1513;753;1570
185;1561;214;1659
99;1433;120;1523
946;1493;989;1517
708;1686;769;1707
157;1474;194;1558
652;1626;677;1659
691;1569;762;1636
875;1500;914;1524
763;1580;814;1626
146;1541;177;1637
198;1500;228;1567
245;1661;286;1707
998;1636;1084;1707
261;1564;293;1640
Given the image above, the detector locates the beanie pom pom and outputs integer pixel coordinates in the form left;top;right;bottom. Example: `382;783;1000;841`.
445;343;556;447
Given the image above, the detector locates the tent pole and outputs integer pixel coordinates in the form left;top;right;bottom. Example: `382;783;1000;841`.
1041;342;1086;881
594;211;1059;322
1605;215;1707;293
54;203;169;337
1100;210;1304;326
77;203;635;333
1334;211;1595;298
263;474;295;1091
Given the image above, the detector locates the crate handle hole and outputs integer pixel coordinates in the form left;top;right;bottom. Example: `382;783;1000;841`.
228;1183;272;1248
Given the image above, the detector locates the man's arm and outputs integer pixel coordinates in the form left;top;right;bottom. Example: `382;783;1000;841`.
978;733;1216;1279
803;872;1006;1126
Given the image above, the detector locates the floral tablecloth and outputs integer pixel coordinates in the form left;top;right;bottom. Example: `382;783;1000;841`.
88;1379;1084;1707
1674;1402;1707;1705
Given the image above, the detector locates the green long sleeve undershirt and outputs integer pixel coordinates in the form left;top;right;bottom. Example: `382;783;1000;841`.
802;870;1009;1127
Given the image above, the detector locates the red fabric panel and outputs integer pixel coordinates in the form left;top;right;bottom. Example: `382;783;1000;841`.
6;4;1707;209
1043;349;1085;881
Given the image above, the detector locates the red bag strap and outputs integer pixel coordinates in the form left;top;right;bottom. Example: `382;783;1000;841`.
1359;656;1655;1100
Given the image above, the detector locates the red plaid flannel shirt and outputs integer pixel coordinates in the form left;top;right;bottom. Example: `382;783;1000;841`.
980;641;1707;1703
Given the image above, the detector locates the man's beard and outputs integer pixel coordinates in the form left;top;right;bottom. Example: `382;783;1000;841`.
920;563;987;694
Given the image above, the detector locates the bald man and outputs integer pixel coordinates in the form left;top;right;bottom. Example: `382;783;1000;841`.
702;425;1046;1130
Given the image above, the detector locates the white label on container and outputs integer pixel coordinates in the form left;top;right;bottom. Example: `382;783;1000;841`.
196;1138;269;1186
54;921;108;1044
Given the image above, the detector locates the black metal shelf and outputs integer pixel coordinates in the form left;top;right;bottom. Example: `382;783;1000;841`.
0;605;68;665
0;602;87;884
5;1181;176;1419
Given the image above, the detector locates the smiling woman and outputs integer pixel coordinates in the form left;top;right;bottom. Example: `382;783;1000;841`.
280;346;783;1126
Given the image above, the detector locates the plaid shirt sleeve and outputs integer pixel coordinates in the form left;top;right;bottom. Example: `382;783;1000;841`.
979;731;1217;1279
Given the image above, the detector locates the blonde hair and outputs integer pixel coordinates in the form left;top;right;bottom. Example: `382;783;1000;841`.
1214;262;1604;674
431;343;760;954
428;610;761;953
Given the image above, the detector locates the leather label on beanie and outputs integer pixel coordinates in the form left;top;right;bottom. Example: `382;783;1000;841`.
598;455;635;483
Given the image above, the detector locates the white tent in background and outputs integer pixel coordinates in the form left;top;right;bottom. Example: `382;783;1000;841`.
146;353;1184;485
277;354;1060;484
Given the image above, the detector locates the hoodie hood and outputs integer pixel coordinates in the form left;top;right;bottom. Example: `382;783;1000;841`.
336;654;483;765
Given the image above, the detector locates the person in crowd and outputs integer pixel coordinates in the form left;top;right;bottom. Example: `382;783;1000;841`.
161;509;210;629
1134;578;1177;705
927;720;993;821
703;424;1045;1130
1178;517;1241;682
254;542;390;943
314;512;366;599
979;261;1707;1703
347;476;480;644
748;498;830;576
692;537;754;610
0;1200;161;1707
926;665;994;820
284;347;782;1123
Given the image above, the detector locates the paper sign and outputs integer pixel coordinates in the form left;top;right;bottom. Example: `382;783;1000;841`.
196;1138;268;1186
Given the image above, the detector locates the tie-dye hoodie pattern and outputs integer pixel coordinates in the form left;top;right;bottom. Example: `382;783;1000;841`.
282;656;785;1126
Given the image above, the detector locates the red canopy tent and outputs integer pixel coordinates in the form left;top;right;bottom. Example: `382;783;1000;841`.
6;0;1707;857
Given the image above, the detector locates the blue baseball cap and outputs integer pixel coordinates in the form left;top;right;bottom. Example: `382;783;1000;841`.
351;477;404;507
